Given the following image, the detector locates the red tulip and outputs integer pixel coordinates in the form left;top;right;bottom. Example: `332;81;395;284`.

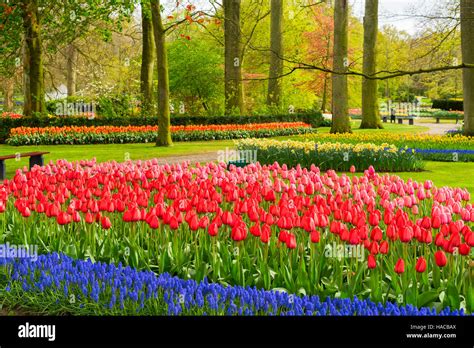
148;215;160;229
310;230;320;243
169;216;179;230
72;211;81;223
260;224;271;243
367;254;376;269
421;217;431;229
369;241;379;255
399;226;413;243
0;201;5;213
370;226;383;242
21;207;31;218
286;233;296;249
101;216;111;230
57;212;70;225
434;250;447;267
85;212;94;224
350;165;356;173
394;258;405;274
208;223;218;237
459;243;470;256
278;230;288;243
431;215;441;229
231;224;247;241
415;257;427;273
379;240;389;254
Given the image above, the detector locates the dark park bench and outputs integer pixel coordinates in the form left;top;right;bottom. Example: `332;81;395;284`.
436;114;461;124
383;115;415;125
0;152;49;180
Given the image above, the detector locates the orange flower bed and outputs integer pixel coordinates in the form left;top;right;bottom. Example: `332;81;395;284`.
10;122;310;136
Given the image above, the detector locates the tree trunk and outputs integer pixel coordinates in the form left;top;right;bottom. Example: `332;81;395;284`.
66;43;78;97
2;78;15;112
21;0;45;116
151;0;172;146
321;36;331;112
330;0;351;133
360;0;382;129
461;0;474;135
141;0;155;116
224;0;244;115
266;0;283;108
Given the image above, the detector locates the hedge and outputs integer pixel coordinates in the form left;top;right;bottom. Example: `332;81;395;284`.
0;112;324;143
431;99;464;111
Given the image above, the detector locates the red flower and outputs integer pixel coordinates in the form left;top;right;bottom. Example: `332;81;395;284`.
459;243;470;255
367;254;376;269
350;165;356;173
399;226;413;243
431;215;441;229
250;223;261;237
85;212;94;224
370;226;383;241
286;233;296;249
101;216;112;230
208;223;218;237
379;240;389;254
415;257;427;273
260;224;271;243
278;230;288;243
434;250;447;267
310;230;320;243
394;258;405;274
148;215;160;229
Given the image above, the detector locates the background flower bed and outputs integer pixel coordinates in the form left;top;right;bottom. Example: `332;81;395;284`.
301;133;474;162
0;112;326;143
1;160;472;312
6;123;314;145
0;253;468;316
236;138;424;172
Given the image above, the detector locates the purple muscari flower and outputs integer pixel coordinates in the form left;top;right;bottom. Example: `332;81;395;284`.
1;253;471;316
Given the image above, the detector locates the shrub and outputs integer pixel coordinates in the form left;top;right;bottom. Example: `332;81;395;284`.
432;99;464;111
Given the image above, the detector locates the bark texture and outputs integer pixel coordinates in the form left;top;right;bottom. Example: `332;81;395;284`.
330;0;351;133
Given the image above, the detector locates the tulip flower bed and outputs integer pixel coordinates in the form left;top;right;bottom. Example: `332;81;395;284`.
0;159;472;313
0;253;468;316
236;139;424;172
1;112;22;119
5;122;314;145
301;133;474;162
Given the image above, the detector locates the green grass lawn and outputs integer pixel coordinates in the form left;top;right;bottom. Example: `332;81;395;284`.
319;120;429;133
0;141;234;178
395;161;474;194
416;118;461;124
